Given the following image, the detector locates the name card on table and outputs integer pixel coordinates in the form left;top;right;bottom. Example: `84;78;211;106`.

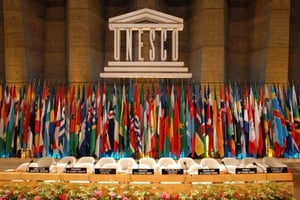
162;169;184;175
132;168;154;175
65;167;87;174
94;168;116;174
236;168;257;174
198;168;220;175
267;167;288;173
29;167;50;173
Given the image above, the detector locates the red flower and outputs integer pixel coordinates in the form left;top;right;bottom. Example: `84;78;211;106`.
220;193;225;198
59;194;68;200
235;192;240;199
172;194;179;200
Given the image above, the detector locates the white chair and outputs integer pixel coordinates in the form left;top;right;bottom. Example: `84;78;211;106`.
36;157;56;167
117;158;137;174
157;157;178;168
157;157;179;174
53;156;76;173
15;161;38;172
200;158;226;172
73;156;96;174
188;164;208;175
96;157;116;168
221;157;242;174
178;157;196;171
102;163;122;173
242;158;266;173
262;157;288;168
139;157;157;169
75;156;95;164
241;157;259;166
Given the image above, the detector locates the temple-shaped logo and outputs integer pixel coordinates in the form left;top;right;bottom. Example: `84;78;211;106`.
100;8;192;79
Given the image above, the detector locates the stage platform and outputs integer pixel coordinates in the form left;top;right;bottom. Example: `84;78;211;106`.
0;158;298;198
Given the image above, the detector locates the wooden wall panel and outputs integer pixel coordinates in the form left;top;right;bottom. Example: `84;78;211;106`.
0;0;4;81
226;5;248;81
44;5;66;81
189;0;225;83
3;0;28;83
289;0;300;81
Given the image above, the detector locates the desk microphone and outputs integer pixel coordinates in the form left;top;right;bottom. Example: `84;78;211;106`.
252;162;265;173
64;161;72;173
26;160;34;172
137;161;140;169
221;161;229;174
183;161;188;174
93;161;97;173
253;162;267;182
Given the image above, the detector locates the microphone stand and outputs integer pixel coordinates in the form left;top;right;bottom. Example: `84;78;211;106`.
253;162;267;183
26;160;34;172
221;161;236;183
64;161;71;173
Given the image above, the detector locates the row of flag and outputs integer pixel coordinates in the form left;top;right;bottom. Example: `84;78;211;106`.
0;81;299;159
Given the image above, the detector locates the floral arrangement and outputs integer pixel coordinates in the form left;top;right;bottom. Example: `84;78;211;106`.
0;182;295;200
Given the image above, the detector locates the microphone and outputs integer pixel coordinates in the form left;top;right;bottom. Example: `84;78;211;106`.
252;162;265;173
64;161;72;173
137;161;140;169
221;161;230;174
26;160;34;172
183;161;188;174
93;161;97;173
253;162;267;183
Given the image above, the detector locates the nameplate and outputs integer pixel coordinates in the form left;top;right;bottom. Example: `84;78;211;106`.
267;167;288;173
236;168;257;174
29;167;50;173
65;167;87;174
162;168;183;175
94;168;116;174
198;168;220;175
132;168;154;175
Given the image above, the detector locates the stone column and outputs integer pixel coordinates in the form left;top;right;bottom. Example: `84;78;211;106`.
189;0;225;83
0;0;4;81
249;0;290;83
67;0;105;84
3;0;28;83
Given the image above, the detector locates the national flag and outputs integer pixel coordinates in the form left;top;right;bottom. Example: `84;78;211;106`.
6;88;15;156
217;84;224;157
64;86;71;156
69;85;76;156
54;87;61;157
119;83;127;155
169;84;175;157
33;84;41;157
134;82;142;156
59;86;66;157
270;85;288;157
79;86;88;156
179;83;186;155
90;86;97;156
95;82;101;158
225;85;235;157
0;90;7;156
292;83;300;150
248;87;257;156
113;84;120;154
49;88;56;156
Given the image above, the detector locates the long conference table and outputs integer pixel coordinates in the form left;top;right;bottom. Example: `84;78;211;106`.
0;171;294;194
